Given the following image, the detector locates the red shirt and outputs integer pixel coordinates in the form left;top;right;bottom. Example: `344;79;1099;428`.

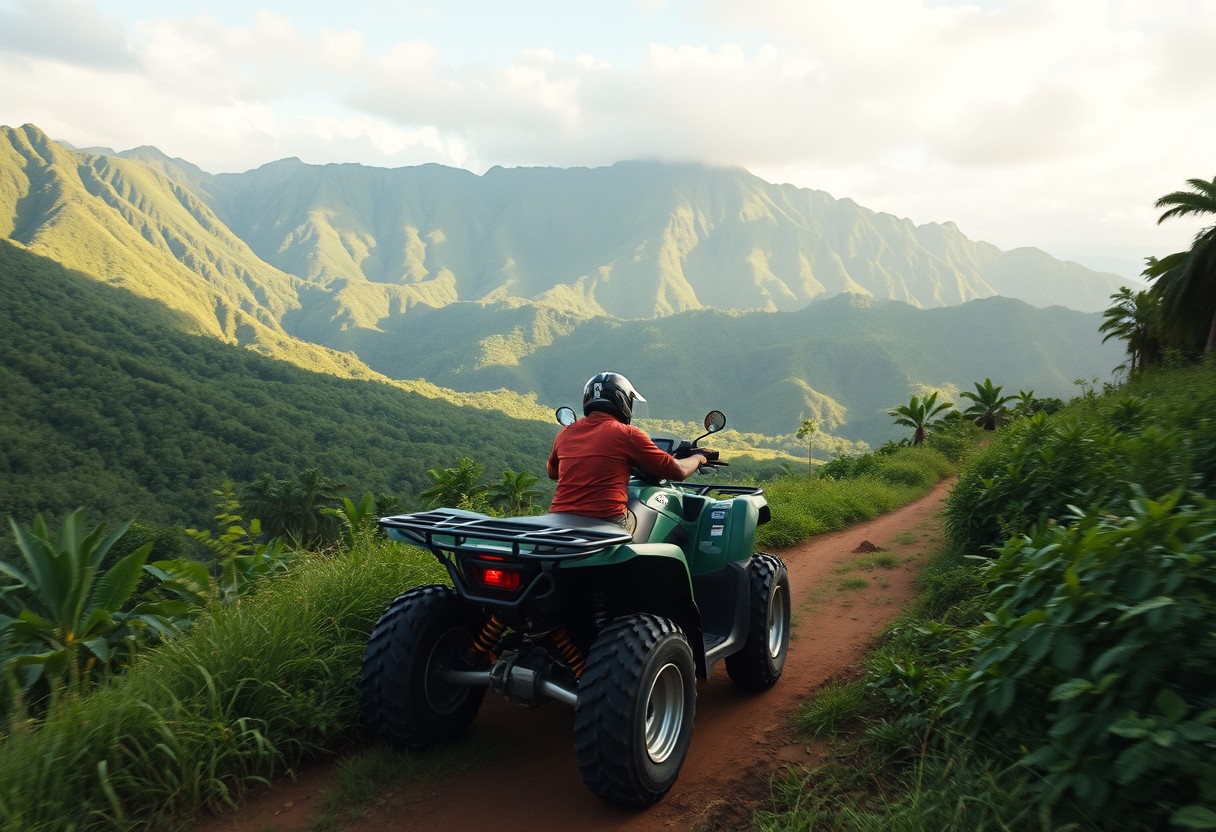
547;411;686;518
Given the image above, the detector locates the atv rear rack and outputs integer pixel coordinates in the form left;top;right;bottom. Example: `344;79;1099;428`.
380;510;633;560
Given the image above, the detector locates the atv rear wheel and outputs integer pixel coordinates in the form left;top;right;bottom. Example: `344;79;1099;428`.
725;553;790;690
361;585;487;749
573;614;696;807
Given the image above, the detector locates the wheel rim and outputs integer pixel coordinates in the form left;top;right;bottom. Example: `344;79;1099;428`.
424;626;473;715
644;662;685;764
768;584;788;659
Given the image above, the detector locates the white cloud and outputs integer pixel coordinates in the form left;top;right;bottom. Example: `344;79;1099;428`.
0;0;135;69
0;0;1212;274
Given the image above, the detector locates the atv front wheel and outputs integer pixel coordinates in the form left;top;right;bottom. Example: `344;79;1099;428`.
573;614;696;807
360;584;487;749
725;553;790;690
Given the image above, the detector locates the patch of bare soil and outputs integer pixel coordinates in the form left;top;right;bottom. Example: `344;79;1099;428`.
194;479;953;832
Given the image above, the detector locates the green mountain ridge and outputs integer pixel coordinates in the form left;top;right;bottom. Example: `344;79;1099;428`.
155;154;1130;323
0;121;1124;455
389;293;1122;442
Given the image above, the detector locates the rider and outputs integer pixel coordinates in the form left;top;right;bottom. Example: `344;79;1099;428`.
547;371;717;528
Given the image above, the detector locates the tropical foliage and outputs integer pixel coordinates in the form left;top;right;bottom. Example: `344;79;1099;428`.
321;492;380;550
959;377;1015;430
955;492;1216;819
0;534;446;831
888;391;953;445
183;485;295;604
1100;286;1163;374
0;511;187;716
243;468;345;547
1102;176;1216;369
489;468;545;515
863;361;1216;831
419;458;492;511
1150;176;1216;353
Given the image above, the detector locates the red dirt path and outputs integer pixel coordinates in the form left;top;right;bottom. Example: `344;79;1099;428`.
195;478;953;832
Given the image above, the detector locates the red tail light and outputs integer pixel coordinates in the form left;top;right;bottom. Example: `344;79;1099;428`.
477;565;521;591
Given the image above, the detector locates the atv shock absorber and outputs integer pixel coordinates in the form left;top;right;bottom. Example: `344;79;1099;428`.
592;586;608;633
550;628;585;677
469;614;507;664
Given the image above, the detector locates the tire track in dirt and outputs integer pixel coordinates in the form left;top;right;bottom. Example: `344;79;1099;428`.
195;478;953;832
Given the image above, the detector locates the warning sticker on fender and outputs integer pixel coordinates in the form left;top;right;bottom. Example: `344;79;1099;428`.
710;525;724;536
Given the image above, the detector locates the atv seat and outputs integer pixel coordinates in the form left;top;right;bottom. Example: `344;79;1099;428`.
529;512;630;537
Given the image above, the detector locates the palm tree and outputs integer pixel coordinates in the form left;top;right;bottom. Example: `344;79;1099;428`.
420;458;490;510
1151;176;1216;353
796;418;818;474
490;468;544;515
1012;389;1037;418
244;468;344;546
1099;286;1163;374
959;378;1016;431
888;392;953;445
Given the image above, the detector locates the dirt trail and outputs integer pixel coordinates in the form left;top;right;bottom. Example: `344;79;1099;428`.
196;478;953;832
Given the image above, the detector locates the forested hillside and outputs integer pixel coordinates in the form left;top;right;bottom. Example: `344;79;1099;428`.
363;293;1124;441
0;241;558;528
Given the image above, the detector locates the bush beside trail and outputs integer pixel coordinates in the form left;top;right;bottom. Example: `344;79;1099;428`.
769;361;1216;832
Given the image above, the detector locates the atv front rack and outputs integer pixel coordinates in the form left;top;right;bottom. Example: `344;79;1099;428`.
380;510;633;560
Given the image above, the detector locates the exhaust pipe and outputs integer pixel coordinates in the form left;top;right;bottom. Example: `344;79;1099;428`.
438;651;578;707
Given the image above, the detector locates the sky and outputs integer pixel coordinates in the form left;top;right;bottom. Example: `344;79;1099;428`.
1;0;1214;279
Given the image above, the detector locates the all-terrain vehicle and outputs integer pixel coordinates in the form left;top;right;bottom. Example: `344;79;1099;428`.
362;408;790;807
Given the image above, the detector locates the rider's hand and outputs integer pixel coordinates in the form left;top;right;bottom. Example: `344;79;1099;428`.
692;447;720;462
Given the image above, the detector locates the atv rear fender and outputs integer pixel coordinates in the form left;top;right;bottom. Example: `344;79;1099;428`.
566;542;709;678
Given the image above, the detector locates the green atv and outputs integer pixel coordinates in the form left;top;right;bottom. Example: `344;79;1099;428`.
362;409;790;807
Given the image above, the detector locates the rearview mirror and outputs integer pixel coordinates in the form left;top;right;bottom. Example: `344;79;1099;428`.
556;406;577;426
704;410;726;433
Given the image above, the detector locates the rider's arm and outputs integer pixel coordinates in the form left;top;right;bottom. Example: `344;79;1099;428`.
625;426;711;482
668;453;707;481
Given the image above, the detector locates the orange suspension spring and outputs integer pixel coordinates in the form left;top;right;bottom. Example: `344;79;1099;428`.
469;614;507;663
551;628;585;677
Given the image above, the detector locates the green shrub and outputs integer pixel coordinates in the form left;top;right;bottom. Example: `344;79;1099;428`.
817;451;881;481
923;420;981;463
945;362;1216;554
951;492;1216;827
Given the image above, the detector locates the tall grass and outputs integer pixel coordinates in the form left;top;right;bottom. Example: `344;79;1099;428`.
0;537;443;831
757;736;1046;832
756;444;955;550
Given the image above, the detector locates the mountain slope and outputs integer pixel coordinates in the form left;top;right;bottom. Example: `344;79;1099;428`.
0;240;559;527
189;158;1128;330
0;123;379;380
375;293;1123;442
